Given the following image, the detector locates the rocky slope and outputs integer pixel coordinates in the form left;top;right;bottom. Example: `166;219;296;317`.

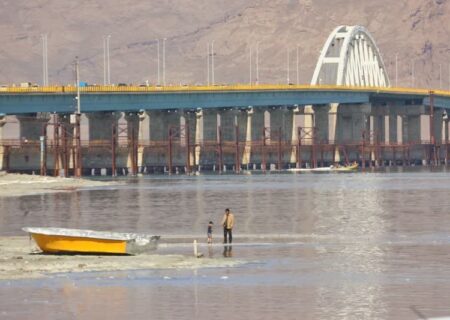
0;0;449;88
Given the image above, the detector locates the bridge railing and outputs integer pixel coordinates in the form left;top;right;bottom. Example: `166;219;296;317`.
1;84;449;96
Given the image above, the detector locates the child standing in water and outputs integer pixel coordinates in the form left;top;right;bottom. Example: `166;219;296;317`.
207;221;213;244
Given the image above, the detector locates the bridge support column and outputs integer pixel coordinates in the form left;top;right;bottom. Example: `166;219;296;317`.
217;109;244;170
328;103;340;162
194;109;203;167
87;112;121;141
86;112;121;171
289;106;313;166
200;110;218;168
14;114;51;171
442;113;449;164
397;115;403;145
138;111;150;170
290;106;301;165
0;116;6;171
242;107;253;166
369;115;377;165
269;106;292;169
180;111;196;172
125;113;139;174
303;106;314;138
420;112;431;165
17;114;51;141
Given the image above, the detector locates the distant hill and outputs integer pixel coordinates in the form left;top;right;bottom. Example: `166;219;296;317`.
0;0;449;89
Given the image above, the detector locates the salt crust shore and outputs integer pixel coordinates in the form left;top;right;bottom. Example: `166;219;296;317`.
0;237;240;280
0;172;116;197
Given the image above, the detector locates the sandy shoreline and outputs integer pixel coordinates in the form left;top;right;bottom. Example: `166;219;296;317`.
0;172;117;197
0;236;241;280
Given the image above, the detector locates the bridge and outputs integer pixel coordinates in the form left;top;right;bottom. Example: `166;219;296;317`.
0;25;448;175
0;85;449;114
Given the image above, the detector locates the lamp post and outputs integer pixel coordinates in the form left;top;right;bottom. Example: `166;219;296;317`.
157;39;160;85
395;53;398;87
249;45;252;85
211;40;215;85
256;42;259;85
206;42;210;85
103;36;106;85
162;38;166;86
41;34;48;86
296;45;299;85
106;35;111;85
74;57;81;177
75;57;81;114
287;47;290;84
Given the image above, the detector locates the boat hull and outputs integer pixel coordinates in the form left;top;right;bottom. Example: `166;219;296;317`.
31;233;128;254
287;163;359;173
23;227;159;255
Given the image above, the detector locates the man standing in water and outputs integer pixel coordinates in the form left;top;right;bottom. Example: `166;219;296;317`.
221;208;235;244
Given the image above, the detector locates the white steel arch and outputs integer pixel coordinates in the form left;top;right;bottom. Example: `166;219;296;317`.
311;25;390;87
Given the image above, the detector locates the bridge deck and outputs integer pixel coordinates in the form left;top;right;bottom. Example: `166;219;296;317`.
0;84;449;114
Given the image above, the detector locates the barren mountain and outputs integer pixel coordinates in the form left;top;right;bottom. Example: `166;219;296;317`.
0;0;449;88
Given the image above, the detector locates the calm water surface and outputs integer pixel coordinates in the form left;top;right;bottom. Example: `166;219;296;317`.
1;168;450;319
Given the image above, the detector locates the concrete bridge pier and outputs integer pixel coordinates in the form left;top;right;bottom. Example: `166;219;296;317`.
246;107;265;167
13;114;51;171
124;113;139;173
0;115;6;170
334;103;370;165
217;109;239;170
85;112;121;172
17;114;50;141
328;103;340;163
148;110;182;169
289;105;315;167
180;111;196;172
369;115;379;166
198;109;218;169
241;107;253;167
138;110;150;171
269;106;292;169
194;109;203;168
313;104;331;165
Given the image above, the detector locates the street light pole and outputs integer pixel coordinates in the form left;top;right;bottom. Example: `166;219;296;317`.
207;42;210;85
256;42;259;85
287;48;290;85
163;38;166;86
296;45;299;85
103;36;106;85
211;40;215;85
157;39;160;85
75;57;81;114
41;34;48;86
106;35;111;85
395;53;398;87
249;45;252;85
74;57;82;177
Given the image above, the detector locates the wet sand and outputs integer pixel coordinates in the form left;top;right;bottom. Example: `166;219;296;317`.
0;236;240;280
0;172;116;197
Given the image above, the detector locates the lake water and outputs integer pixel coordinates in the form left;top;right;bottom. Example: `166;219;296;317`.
1;168;450;319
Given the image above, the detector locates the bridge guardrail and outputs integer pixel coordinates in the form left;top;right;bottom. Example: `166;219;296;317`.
1;84;449;97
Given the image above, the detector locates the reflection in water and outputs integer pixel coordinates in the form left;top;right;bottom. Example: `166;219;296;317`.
223;245;233;258
2;170;450;319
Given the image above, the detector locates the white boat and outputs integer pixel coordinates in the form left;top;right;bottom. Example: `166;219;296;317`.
287;163;359;173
